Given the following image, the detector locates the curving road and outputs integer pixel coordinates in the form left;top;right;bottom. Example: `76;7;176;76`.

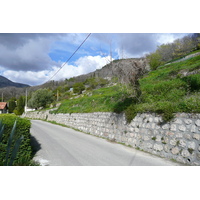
30;120;181;166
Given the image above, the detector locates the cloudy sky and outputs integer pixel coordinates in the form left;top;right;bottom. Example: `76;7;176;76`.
0;33;189;86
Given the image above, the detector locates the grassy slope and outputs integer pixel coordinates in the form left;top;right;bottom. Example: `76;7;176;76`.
53;54;200;122
139;55;200;112
53;85;131;114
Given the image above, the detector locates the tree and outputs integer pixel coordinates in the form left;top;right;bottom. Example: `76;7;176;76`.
8;97;16;113
191;33;200;49
147;51;163;70
73;82;85;94
28;89;54;109
157;43;174;62
14;96;25;115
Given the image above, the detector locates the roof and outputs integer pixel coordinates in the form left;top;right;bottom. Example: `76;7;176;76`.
0;102;7;110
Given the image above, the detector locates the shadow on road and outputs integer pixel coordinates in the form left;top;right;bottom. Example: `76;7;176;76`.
30;135;41;157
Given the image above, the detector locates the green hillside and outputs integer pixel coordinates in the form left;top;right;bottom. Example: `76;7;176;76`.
52;52;200;123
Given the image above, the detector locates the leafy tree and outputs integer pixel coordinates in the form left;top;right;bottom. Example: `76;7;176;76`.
14;96;25;115
191;33;200;49
8;97;16;113
157;43;174;62
147;51;163;70
73;82;85;94
28;89;54;109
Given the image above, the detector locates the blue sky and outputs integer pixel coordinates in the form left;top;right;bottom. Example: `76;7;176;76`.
0;33;189;86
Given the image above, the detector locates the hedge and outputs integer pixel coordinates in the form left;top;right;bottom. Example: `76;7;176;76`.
0;114;32;166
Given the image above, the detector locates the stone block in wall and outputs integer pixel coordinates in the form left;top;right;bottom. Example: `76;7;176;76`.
195;120;200;127
165;131;175;137
155;135;162;142
188;141;196;150
151;123;156;129
171;147;180;155
162;124;170;130
174;119;182;124
184;119;193;125
143;135;150;141
178;139;186;148
181;149;190;157
129;133;134;138
146;142;153;149
178;125;186;132
184;133;191;140
196;153;200;161
170;138;177;146
153;143;163;152
135;128;139;132
176;156;187;164
174;132;183;139
191;125;196;133
154;116;162;123
146;123;151;129
164;144;170;153
153;130;159;135
193;133;200;140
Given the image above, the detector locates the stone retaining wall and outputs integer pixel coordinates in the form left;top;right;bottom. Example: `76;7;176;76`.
24;110;200;165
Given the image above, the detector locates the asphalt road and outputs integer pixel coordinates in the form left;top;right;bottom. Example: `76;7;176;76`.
30;120;181;166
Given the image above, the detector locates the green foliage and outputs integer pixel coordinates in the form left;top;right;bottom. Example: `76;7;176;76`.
8;97;17;113
84;77;109;90
113;97;136;114
4;121;24;166
124;104;138;123
155;102;175;122
141;79;187;102
0;115;32;166
177;94;200;113
182;74;200;92
28;88;54;109
152;137;156;141
14;96;25;115
73;82;85;94
53;85;129;114
147;51;163;70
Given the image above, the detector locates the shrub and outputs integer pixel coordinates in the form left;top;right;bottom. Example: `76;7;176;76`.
28;88;54;109
0;114;32;166
177;94;200;113
0;120;23;166
147;51;163;70
124;104;138;123
73;82;85;94
154;102;175;122
182;74;200;92
113;97;136;114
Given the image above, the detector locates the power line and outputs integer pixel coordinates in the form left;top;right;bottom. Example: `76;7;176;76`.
47;33;92;82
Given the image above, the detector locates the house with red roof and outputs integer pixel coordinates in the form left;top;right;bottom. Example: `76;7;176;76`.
0;102;8;114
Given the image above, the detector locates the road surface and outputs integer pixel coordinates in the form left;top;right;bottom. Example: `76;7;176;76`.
30;120;181;166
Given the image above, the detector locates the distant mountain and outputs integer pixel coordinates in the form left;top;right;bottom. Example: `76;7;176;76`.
0;75;29;88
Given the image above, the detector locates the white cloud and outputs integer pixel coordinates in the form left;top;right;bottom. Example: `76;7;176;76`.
2;55;111;86
157;33;188;45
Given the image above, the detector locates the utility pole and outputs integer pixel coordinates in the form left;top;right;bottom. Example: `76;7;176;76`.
25;89;28;113
2;93;3;102
26;89;28;106
57;90;59;101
